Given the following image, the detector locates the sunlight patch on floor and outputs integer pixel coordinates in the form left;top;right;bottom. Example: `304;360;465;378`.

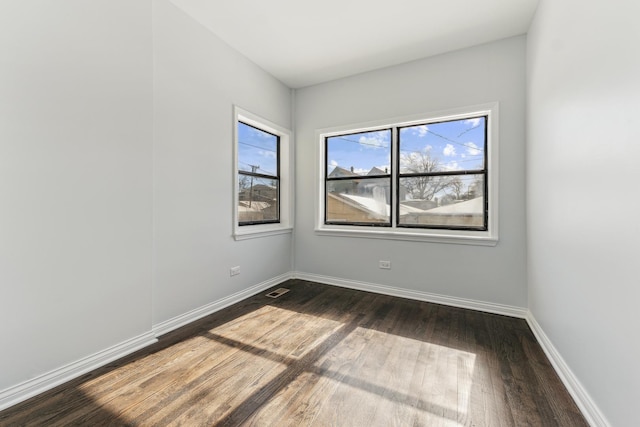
211;305;345;359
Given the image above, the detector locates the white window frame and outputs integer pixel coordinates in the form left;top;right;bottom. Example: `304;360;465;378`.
233;106;293;240
315;103;499;246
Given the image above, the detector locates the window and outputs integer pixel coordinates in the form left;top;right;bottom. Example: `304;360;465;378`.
234;107;292;240
397;118;487;230
238;121;280;225
317;104;498;246
325;129;392;226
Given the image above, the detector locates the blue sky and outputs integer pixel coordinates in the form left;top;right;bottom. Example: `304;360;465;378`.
326;116;486;175
238;122;278;177
238;116;486;181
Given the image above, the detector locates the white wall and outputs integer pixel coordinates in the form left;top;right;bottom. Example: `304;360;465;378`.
0;1;153;390
0;0;293;404
527;1;640;425
152;0;293;324
294;37;527;308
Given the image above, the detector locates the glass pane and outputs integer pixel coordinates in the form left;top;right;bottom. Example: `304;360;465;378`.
326;178;390;224
238;122;278;177
326;130;391;177
398;174;485;228
399;117;485;174
238;175;279;223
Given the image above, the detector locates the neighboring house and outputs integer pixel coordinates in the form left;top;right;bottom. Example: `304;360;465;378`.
328;166;393;199
327;192;425;223
327;166;361;195
238;184;278;222
367;166;387;176
326;193;388;223
328;166;360;178
237;204;264;222
400;197;484;227
328;190;483;228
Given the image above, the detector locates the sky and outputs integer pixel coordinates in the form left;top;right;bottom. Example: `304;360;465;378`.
237;121;279;177
326;116;486;176
237;116;487;199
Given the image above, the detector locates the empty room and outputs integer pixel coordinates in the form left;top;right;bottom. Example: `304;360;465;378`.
0;0;637;426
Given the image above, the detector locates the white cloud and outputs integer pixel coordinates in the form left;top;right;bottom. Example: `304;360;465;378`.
330;159;338;167
358;131;389;149
402;125;429;138
442;161;461;171
464;142;482;156
415;125;429;137
259;150;276;159
464;118;481;127
443;144;456;157
250;127;274;139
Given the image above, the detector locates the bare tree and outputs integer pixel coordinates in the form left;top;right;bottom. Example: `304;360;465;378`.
400;152;456;200
449;177;464;200
238;174;251;191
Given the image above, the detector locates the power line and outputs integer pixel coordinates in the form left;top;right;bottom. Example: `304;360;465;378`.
398;146;484;156
419;129;484;151
238;141;278;153
457;123;482;138
239;161;276;176
329;132;483;154
330;136;390;149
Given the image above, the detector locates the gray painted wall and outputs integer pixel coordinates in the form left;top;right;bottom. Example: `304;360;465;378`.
0;0;293;396
152;0;293;325
527;1;640;425
0;1;153;390
294;37;527;308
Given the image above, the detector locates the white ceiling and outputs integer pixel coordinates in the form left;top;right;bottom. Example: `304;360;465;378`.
169;0;539;88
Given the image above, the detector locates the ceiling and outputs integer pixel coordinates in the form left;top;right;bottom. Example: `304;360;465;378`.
169;0;539;89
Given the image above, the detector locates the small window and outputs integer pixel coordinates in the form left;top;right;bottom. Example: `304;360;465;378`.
237;121;280;225
317;104;498;246
234;107;292;240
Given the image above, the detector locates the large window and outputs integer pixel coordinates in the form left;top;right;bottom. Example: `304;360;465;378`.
234;107;292;240
318;104;497;245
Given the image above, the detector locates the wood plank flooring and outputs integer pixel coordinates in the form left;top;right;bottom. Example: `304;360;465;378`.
0;280;588;426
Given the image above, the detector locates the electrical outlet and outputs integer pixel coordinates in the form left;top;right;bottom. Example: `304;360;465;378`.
230;266;240;276
379;260;391;269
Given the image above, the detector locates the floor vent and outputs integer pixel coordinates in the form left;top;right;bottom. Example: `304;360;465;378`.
266;288;290;298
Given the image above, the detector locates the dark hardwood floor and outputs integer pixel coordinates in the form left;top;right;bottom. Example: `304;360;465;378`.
0;280;588;426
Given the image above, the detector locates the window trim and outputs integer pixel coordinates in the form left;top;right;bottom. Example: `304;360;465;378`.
315;103;499;246
233;106;293;240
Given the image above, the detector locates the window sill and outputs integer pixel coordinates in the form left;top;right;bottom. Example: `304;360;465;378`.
234;224;293;241
314;226;498;246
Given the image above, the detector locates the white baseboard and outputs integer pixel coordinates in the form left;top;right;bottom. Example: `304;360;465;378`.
0;332;158;412
0;273;293;413
293;271;528;318
294;272;608;425
1;271;605;427
152;272;293;337
526;313;609;427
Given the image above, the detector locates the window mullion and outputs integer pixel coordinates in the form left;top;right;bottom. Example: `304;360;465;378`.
391;127;398;229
